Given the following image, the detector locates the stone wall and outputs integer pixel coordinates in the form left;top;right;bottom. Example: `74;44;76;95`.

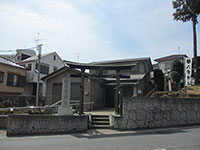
7;115;88;136
113;97;200;129
0;115;7;129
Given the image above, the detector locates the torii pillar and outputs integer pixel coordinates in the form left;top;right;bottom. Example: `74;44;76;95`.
79;69;85;115
115;69;122;115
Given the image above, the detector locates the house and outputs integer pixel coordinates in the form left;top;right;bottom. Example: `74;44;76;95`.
88;57;153;98
0;49;36;62
15;49;36;62
154;54;188;90
0;56;26;95
154;54;187;73
42;57;153;112
20;52;65;96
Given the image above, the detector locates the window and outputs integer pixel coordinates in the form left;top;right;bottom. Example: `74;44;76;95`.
36;63;49;74
27;64;32;71
53;66;58;72
0;71;4;82
7;73;25;87
53;55;56;61
21;54;30;61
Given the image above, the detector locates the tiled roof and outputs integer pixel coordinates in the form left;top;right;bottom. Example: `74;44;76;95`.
0;56;25;69
154;54;187;62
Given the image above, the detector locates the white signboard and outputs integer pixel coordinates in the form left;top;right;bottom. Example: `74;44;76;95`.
184;57;192;86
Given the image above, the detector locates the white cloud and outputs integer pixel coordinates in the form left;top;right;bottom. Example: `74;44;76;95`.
0;0;126;62
110;0;195;60
0;0;199;63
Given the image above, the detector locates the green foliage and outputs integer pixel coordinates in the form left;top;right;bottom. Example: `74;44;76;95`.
172;0;200;84
171;60;184;77
172;0;199;23
171;60;184;89
154;69;164;91
186;0;200;14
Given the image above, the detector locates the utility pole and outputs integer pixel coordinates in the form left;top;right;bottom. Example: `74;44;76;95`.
36;44;43;106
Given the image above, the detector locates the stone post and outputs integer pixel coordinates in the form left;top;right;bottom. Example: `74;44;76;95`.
58;78;72;115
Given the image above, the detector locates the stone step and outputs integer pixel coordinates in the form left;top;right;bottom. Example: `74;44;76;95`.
91;121;110;125
91;124;111;129
92;118;109;121
91;115;109;118
90;115;110;128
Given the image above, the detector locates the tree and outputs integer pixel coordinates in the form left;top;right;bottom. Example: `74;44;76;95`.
154;69;164;91
172;0;200;84
171;60;184;90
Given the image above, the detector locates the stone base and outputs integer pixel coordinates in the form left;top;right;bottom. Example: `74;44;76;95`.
58;106;73;115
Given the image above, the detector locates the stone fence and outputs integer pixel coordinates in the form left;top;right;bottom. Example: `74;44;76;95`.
0;115;7;129
112;97;200;129
7;115;88;136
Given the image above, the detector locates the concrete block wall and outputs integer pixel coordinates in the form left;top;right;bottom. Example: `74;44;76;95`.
7;115;88;136
0;115;8;129
113;97;200;129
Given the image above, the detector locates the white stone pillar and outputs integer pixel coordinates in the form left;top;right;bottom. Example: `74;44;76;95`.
42;82;46;97
58;78;73;115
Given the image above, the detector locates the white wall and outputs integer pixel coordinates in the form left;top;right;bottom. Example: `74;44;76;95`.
25;53;64;83
24;52;64;96
158;58;185;74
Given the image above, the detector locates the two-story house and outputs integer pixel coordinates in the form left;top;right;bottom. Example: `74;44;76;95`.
89;57;153;102
0;56;26;95
20;52;64;96
154;54;187;74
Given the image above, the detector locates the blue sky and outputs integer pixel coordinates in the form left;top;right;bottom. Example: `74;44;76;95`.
0;0;199;63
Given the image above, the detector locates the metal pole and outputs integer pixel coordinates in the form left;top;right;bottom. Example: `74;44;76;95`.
36;44;42;106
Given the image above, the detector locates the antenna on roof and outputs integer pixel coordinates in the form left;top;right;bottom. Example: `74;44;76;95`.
35;32;40;45
76;52;80;62
178;46;180;54
35;32;45;45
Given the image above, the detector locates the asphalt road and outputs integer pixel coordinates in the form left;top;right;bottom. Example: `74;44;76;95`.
0;126;200;150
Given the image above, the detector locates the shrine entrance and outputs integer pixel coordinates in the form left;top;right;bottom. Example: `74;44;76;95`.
66;61;136;115
105;85;115;107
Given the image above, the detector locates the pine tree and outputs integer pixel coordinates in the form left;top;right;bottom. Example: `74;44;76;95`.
172;0;200;84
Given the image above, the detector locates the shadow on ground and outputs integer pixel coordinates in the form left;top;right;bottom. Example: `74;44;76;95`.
2;126;199;139
73;127;188;139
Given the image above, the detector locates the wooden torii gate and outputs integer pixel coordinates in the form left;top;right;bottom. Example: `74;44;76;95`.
65;61;136;116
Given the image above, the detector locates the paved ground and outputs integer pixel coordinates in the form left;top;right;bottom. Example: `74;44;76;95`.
0;126;200;150
85;107;115;115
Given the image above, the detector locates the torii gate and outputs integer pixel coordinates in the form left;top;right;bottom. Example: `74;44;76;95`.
65;61;136;116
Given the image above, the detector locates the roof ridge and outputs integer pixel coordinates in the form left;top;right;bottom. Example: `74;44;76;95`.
154;54;188;62
90;57;150;64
